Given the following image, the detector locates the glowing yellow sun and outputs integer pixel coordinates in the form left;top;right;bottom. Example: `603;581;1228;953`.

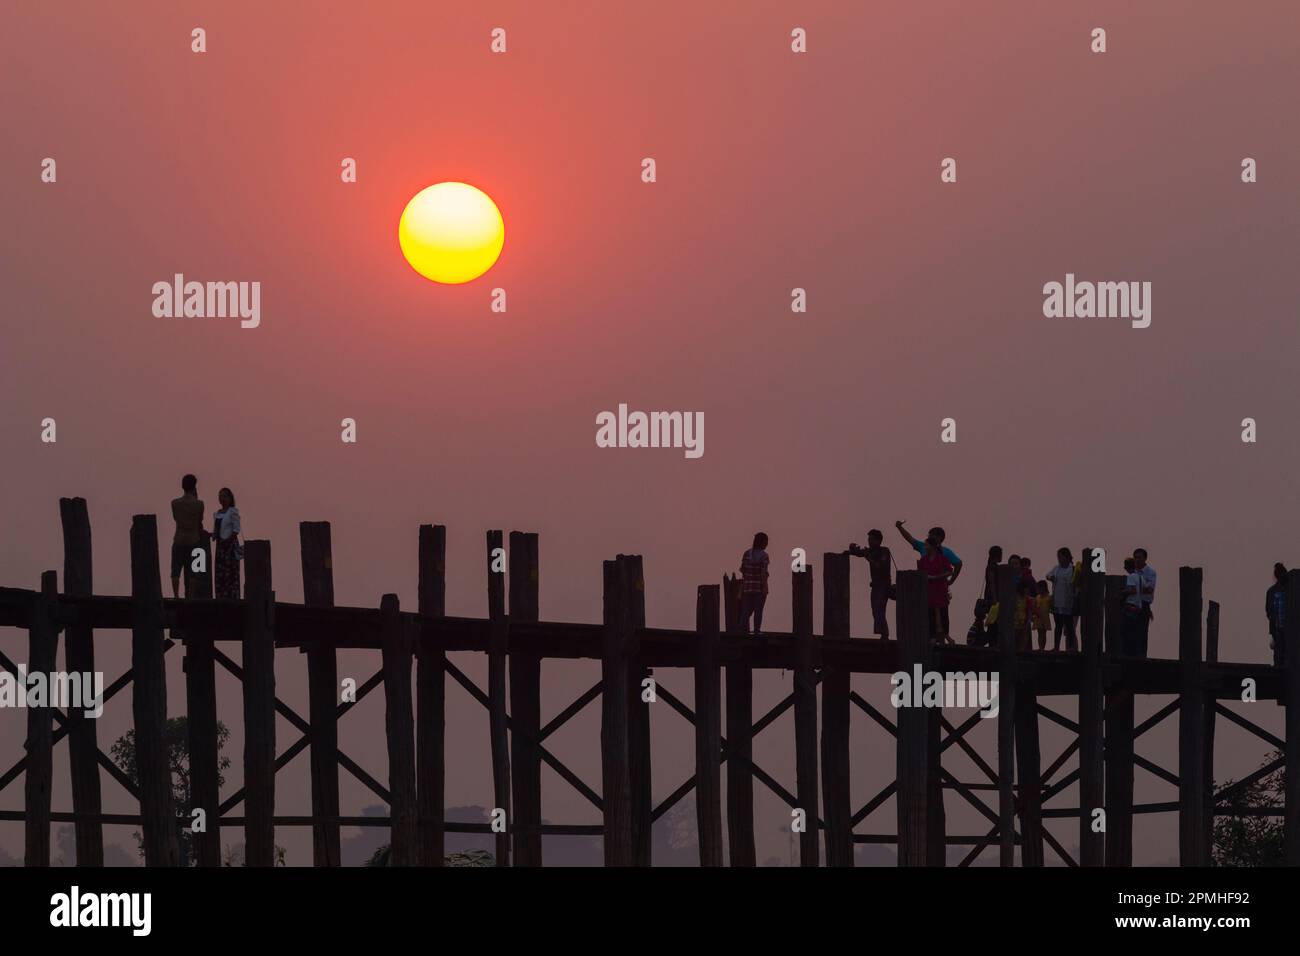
398;182;504;284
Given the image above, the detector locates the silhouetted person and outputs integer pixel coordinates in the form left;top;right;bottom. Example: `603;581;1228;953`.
983;546;1003;606
739;532;769;635
1013;579;1033;652
170;474;205;599
1122;549;1156;657
1044;547;1079;651
1267;563;1288;667
896;520;962;585
848;528;893;638
1034;580;1052;650
967;599;994;647
918;535;954;643
213;487;243;599
1019;556;1036;593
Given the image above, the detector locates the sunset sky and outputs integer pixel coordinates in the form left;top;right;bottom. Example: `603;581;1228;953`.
3;0;1299;865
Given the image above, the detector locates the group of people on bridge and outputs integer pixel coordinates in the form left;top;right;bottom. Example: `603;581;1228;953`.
735;524;1281;664
165;474;1290;668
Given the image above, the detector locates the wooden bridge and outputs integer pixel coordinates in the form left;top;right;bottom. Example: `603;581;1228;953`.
2;497;1298;866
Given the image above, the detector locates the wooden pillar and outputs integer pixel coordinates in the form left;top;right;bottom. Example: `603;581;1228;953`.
1015;551;1047;868
723;573;740;633
1178;567;1207;866
241;540;276;867
1104;572;1134;867
184;531;221;866
381;593;418;865
130;516;179;867
486;530;511;865
1014;682;1043;866
59;498;103;867
24;571;58;866
601;556;634;866
820;551;853;867
416;524;447;866
1285;569;1300;865
509;532;543;867
927;709;946;865
299;522;341;867
725;569;755;868
995;563;1017;867
792;565;819;867
1077;557;1105;867
694;584;723;866
895;568;930;867
625;554;652;867
1204;600;1219;860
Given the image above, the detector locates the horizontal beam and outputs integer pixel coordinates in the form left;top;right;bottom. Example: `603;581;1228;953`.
853;834;1022;846
0;811;603;835
0;587;1282;688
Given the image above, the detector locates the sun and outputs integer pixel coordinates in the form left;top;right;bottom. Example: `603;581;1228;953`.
398;182;504;284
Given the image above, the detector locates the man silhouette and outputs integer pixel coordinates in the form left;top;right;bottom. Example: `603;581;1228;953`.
170;474;205;599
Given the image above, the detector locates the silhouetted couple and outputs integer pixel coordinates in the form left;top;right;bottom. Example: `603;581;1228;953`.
1121;549;1156;657
171;474;243;599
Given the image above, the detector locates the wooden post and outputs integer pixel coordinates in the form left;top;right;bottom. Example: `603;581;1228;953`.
1014;551;1046;868
927;709;946;866
1014;681;1043;866
723;573;741;633
59;498;103;867
1104;572;1134;867
792;565;819;867
1285;569;1300;865
895;568;930;867
1204;600;1219;860
1178;567;1207;866
601;557;634;866
299;522;341;867
694;584;723;866
381;593;417;865
486;529;511;865
509;532;543;867
185;531;221;866
130;516;179;867
417;524;447;866
1077;556;1105;867
625;554;652;867
24;571;58;866
241;540;276;867
925;581;947;865
725;569;755;868
995;563;1017;867
820;551;853;867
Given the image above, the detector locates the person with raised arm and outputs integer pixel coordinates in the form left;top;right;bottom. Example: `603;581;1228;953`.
895;520;962;586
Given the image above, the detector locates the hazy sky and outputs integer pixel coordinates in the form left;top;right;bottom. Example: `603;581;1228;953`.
3;1;1298;865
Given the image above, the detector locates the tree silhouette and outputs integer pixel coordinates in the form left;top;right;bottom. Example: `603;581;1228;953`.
1212;749;1284;867
110;716;231;865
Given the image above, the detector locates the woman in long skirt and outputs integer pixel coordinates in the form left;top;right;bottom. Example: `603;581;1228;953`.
213;487;243;599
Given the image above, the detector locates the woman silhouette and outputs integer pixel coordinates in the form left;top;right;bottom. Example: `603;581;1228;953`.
212;487;243;599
